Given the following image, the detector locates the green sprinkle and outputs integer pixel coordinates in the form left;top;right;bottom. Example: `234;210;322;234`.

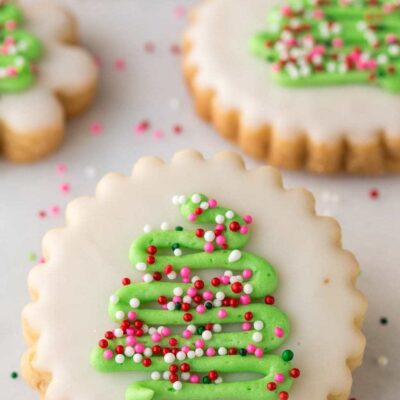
175;226;183;231
174;302;181;311
282;349;294;362
197;326;205;335
28;252;37;262
205;302;213;310
239;348;247;356
202;376;211;384
11;371;18;379
171;243;180;250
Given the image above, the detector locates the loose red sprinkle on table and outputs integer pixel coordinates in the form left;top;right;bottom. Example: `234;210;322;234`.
122;277;131;286
369;188;379;199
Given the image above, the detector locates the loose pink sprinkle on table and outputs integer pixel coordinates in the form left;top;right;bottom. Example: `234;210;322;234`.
56;163;67;174
174;5;186;19
114;58;126;71
90;122;103;136
60;182;71;194
50;205;61;215
134;120;150;135
153;130;164;140
144;42;155;53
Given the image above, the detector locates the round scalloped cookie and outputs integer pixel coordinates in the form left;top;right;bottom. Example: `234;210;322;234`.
0;1;98;162
183;0;400;173
22;150;366;400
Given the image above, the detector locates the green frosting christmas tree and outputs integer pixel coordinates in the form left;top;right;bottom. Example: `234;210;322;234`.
251;0;400;93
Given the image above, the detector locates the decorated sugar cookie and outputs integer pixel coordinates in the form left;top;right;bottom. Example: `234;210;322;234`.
0;0;98;162
22;150;367;400
184;0;400;173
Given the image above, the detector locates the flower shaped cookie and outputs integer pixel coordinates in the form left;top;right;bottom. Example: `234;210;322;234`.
0;1;98;162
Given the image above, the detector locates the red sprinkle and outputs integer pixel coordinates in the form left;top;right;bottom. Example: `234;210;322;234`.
231;282;243;294
147;255;155;264
290;368;301;378
142;358;152;367
147;245;157;255
211;277;221;287
369;188;379;199
153;271;162;281
244;311;253;321
164;264;173;274
98;339;108;349
266;382;277;391
122;277;131;286
229;221;240;232
194;280;204;290
183;313;193;322
265;295;275;305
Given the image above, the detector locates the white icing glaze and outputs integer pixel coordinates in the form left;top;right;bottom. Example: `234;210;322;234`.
23;150;366;400
0;1;97;134
187;0;400;143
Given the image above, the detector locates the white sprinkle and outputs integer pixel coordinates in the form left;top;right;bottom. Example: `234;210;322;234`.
213;300;222;307
136;262;147;271
174;287;183;297
213;324;222;333
144;348;153;357
230;275;243;284
254;321;264;331
164;353;176;364
148;327;157;335
143;224;152;233
167;302;175;311
163;371;171;380
173;381;183;391
129;298;140;308
225;210;234;219
243;283;253;294
167;271;177;280
133;353;143;363
252;332;263;342
191;275;200;283
377;356;388;367
187;350;196;359
174;248;182;257
109;294;119;305
176;351;186;361
178;195;187;205
187;324;196;333
215;214;225;224
161;222;170;231
218;347;227;356
191;194;201;203
215;377;223;384
143;273;153;283
204;231;215;242
200;201;209;210
195;348;204;357
115;310;125;320
183;295;192;304
151;371;161;380
202;330;213;341
172;195;180;205
114;328;123;338
216;292;225;301
115;354;125;364
124;346;134;357
228;250;241;263
181;372;190;381
224;270;233;277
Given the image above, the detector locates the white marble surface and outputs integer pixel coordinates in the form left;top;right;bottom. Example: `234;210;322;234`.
0;1;399;399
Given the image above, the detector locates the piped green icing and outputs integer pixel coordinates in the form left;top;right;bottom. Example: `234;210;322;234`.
0;2;42;92
250;0;400;93
91;194;299;400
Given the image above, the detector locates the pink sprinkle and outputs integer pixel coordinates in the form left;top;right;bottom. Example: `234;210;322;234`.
240;294;251;305
153;130;164;140
196;304;206;314
275;373;285;383
332;38;343;48
144;42;155;53
255;348;264;358
161;327;171;337
126;328;135;336
90;122;103;136
182;346;190;353
182;330;192;339
217;309;227;319
221;276;230;285
56;163;67;174
173;124;183;134
134;120;150;135
38;210;47;219
204;243;214;253
216;235;226;246
182;278;190;283
151;333;162;343
7;66;17;76
190;375;200;384
386;33;397;44
103;349;113;359
59;183;71;194
38;257;45;264
134;343;144;353
114;58;126;71
313;8;324;19
195;339;204;348
203;291;213;301
243;215;253;224
174;5;186;19
208;198;218;208
274;327;284;338
50;205;60;215
281;4;293;17
240;226;249;235
180;266;191;278
126;336;136;346
247;344;256;353
188;213;196;222
187;287;197;297
215;224;225;231
242;322;252;331
206;347;216;357
384;3;395;12
242;269;252;279
172;296;182;303
170;44;181;55
5;20;16;30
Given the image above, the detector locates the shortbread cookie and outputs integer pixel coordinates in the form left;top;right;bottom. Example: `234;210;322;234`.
0;0;98;162
183;0;400;173
22;150;367;400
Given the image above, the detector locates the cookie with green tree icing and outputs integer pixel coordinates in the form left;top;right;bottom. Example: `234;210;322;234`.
184;0;400;173
22;150;367;400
